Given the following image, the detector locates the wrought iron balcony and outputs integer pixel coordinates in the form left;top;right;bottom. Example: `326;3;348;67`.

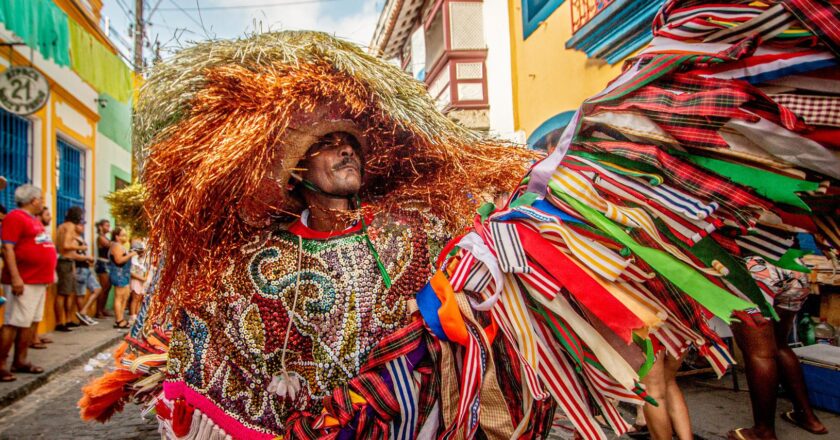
570;0;615;34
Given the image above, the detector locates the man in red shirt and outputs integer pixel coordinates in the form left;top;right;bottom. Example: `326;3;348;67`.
0;184;57;382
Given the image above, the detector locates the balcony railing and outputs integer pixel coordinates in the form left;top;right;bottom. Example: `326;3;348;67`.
570;0;615;33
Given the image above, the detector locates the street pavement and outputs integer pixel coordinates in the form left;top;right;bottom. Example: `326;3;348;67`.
0;337;838;439
0;346;158;439
0;317;124;410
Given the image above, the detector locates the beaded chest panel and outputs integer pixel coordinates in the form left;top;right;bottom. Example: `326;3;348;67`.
166;212;437;435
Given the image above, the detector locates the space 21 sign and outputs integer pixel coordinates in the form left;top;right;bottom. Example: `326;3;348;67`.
0;66;50;116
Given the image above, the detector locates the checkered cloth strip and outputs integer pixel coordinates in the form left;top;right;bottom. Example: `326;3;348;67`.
593;83;755;149
783;0;840;57
771;93;840;127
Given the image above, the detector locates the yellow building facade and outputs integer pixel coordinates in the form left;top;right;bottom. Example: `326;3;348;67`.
507;0;663;146
1;0;134;330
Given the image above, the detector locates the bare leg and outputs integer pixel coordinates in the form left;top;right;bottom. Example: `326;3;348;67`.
96;274;110;318
54;295;67;326
0;325;17;377
664;353;692;440
113;286;129;324
81;288;102;316
12;325;32;367
74;293;87;319
66;292;78;324
773;308;827;433
731;317;779;440
642;352;674;440
129;292;142;318
29;322;42;346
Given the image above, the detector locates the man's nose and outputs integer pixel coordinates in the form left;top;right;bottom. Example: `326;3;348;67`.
338;143;357;158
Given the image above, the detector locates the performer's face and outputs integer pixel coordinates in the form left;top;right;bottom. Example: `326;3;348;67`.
302;132;363;196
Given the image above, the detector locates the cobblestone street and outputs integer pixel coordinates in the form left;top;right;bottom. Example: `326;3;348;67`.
0;344;158;440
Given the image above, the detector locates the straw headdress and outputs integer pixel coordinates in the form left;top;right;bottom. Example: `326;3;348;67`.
136;31;538;312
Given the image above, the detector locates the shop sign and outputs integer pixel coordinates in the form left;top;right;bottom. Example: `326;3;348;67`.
0;66;50;115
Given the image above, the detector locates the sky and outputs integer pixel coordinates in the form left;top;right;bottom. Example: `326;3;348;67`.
101;0;384;62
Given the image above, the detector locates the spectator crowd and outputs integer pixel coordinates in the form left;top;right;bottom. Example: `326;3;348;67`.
0;176;148;383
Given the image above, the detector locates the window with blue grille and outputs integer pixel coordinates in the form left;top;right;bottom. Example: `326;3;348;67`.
522;0;566;39
0;108;32;211
56;138;85;224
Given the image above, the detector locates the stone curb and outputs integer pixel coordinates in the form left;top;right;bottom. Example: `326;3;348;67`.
0;333;124;410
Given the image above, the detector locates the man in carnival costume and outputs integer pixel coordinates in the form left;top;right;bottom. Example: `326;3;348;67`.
81;0;840;437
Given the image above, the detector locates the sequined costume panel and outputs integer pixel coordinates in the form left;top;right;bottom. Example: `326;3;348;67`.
166;212;434;435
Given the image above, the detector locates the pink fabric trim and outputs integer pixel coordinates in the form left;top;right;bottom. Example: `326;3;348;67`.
163;380;276;440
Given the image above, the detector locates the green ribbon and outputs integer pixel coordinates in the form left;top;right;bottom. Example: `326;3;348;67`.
658;221;778;320
477;202;496;222
634;334;655;379
552;186;754;323
567;150;665;186
675;152;819;211
360;217;391;289
772;248;812;273
509;192;539;208
533;306;586;372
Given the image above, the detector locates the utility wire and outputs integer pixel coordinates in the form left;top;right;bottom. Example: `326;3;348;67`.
113;0;135;21
162;0;205;32
157;0;340;11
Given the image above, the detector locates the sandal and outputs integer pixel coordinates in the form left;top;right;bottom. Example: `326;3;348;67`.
11;363;44;374
113;320;129;329
39;337;53;344
781;410;828;435
0;370;16;382
29;342;48;349
727;428;749;440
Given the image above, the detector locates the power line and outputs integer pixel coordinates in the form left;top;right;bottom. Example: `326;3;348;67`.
157;0;340;11
113;0;135;21
163;0;205;31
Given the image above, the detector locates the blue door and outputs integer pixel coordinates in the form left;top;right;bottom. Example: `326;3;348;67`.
56;138;85;224
0;108;32;211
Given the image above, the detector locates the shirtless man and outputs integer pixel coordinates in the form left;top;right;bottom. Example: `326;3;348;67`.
54;206;88;331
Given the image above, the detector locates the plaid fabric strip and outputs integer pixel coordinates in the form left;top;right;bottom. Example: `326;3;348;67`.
783;0;840;57
594;83;754;149
771;93;840;127
360;320;424;373
572;142;769;224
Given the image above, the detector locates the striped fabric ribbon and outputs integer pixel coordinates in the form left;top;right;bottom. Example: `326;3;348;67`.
470;223;548;400
735;224;796;262
531;317;609;440
489;221;532;274
386;357;419;440
570;155;719;221
527;283;640;390
591;173;718;247
703;4;794;44
551;166;724;276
